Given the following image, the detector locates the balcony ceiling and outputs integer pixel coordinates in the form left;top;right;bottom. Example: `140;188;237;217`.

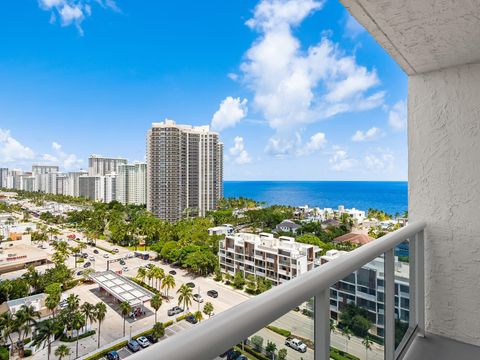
340;0;480;75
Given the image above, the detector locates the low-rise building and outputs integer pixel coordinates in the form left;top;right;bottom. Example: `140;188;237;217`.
208;225;234;236
275;220;301;234
219;232;321;286
321;249;410;337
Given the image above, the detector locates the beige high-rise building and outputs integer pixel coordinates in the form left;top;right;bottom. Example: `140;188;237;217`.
117;163;147;205
146;120;223;222
88;155;127;176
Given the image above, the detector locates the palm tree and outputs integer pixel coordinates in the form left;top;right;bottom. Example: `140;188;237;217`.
341;326;352;354
71;312;85;359
161;275;175;298
54;344;71;360
46;295;60;319
16;305;40;340
119;301;132;337
193;310;203;323
33;319;61;360
150;294;162;324
177;284;193;312
147;267;155;287
95;302;107;348
80;302;96;330
152;322;164;340
0;312;16;355
66;294;80;312
136;267;147;283
153;266;165;290
362;335;373;360
22;266;41;293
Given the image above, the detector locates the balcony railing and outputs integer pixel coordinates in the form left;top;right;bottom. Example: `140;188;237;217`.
130;222;426;360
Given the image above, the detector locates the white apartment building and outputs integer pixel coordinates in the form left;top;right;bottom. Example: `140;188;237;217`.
67;171;88;197
31;165;59;175
88;155;127;176
0;168;8;188
147;120;223;222
321;249;410;337
219;232;321;286
78;176;105;202
104;173;117;203
117;163;147;205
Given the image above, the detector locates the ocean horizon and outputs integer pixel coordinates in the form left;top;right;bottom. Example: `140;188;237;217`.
223;181;408;215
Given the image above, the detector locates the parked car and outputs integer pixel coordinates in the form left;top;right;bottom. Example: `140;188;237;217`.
82;253;88;258
285;337;307;353
103;254;109;258
185;315;198;324
193;294;204;303
77;271;83;276
83;262;91;268
207;290;218;298
89;256;95;262
169;270;176;275
122;266;129;272
146;335;158;344
93;249;99;254
112;248;119;253
226;350;242;360
186;282;195;288
167;306;184;316
106;351;120;360
136;336;150;348
127;340;140;352
119;259;126;265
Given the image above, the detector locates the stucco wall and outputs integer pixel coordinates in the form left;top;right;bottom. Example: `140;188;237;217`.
409;63;480;345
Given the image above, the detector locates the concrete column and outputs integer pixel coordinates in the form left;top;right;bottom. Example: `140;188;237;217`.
409;62;480;346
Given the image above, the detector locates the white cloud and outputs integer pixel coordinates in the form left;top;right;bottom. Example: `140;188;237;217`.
388;100;407;131
352;127;381;142
344;14;365;38
37;0;118;35
301;132;327;155
227;73;239;81
229;137;252;165
241;0;384;155
0;129;35;162
42;141;83;170
211;97;248;131
52;142;62;150
364;150;395;171
329;147;357;171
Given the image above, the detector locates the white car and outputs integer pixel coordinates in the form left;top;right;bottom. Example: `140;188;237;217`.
103;254;109;258
89;256;95;262
122;266;129;272
193;294;204;303
136;336;150;348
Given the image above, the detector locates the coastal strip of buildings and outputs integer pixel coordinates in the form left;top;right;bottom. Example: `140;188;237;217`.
0;120;224;222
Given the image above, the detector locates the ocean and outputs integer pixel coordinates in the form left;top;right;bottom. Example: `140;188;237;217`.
223;181;408;215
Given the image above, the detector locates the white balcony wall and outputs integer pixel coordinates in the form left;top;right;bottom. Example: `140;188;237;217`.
409;62;480;346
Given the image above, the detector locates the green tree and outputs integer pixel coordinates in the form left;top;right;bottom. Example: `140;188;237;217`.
0;312;16;356
203;302;214;318
71;311;86;359
278;348;287;360
362;335;373;360
250;335;264;352
81;302;96;331
265;341;277;359
136;267;147;283
341;326;352;354
119;301;132;337
152;322;165;340
233;271;245;290
177;284;193;311
33;319;62;360
95;302;107;349
161;275;175;298
150;294;162;324
193;310;203;323
54;344;70;360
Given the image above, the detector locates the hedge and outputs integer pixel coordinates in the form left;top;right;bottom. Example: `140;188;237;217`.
60;330;95;342
129;277;160;295
0;347;8;360
95;245;115;254
84;340;128;360
241;344;270;360
164;320;174;327
22;349;32;358
330;347;360;360
176;312;193;322
266;325;291;337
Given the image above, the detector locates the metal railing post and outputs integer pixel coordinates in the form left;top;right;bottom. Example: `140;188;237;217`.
409;237;416;329
384;249;395;360
416;230;425;337
314;289;330;360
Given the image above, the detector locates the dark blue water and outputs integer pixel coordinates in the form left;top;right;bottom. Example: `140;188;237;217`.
223;181;408;215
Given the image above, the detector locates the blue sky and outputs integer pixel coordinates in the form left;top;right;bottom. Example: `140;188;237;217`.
0;0;407;181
